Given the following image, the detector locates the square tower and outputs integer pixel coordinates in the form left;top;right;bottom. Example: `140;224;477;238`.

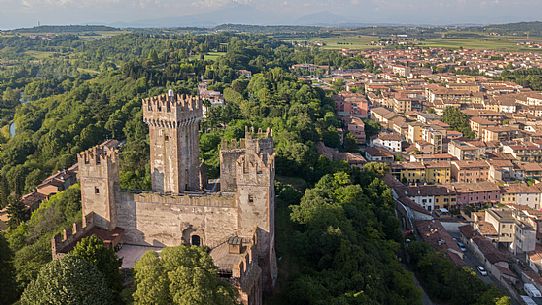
142;91;204;193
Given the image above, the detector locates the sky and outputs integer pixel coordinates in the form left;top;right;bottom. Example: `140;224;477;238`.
0;0;541;29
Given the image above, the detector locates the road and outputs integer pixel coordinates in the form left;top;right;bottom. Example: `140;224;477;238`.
447;229;521;305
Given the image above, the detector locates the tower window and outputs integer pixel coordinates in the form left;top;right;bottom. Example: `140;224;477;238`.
165;135;169;141
94;187;100;194
191;235;201;247
248;194;254;204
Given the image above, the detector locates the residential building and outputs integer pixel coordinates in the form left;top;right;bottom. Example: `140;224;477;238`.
372;132;402;152
451;160;490;183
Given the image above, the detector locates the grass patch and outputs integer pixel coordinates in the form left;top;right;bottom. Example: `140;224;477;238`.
77;68;100;75
24;50;56;60
308;35;377;50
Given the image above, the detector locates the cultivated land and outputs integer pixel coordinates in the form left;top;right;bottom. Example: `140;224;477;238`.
302;32;542;52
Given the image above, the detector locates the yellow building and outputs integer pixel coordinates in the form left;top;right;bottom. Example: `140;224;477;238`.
391;161;451;185
425;161;452;184
391;162;426;184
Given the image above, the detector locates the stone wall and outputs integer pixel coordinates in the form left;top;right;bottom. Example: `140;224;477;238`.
116;191;240;247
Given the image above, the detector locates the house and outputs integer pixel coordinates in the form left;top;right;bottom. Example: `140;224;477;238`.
513;162;542;180
487;159;514;182
406;121;424;144
407;185;457;211
415;220;464;266
372;132;402;152
503;143;542;163
473;208;537;257
391;161;451;185
364;147;394;162
347;117;366;144
425;161;452;184
501;184;542;210
481;126;521;143
451;160;490;183
448;140;481;160
470;116;498;138
444;182;501;205
370;107;397;129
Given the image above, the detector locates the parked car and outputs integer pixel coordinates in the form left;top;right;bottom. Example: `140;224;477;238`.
477;266;488;276
457;242;467;252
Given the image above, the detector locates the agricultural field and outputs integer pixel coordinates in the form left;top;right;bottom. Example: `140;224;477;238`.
416;36;542;52
303;30;542;52
24;50;57;60
308;35;377;50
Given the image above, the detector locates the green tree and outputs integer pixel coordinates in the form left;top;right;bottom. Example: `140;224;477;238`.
133;246;238;305
7;196;27;229
71;235;123;293
20;255;114;305
0;234;18;304
441;107;475;139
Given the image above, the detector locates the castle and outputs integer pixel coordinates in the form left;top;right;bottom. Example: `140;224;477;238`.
51;91;277;305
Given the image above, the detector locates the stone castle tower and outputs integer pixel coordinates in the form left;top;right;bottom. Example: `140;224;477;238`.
142;90;204;192
58;92;277;303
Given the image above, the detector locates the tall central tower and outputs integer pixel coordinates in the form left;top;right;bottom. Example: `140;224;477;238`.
142;91;203;193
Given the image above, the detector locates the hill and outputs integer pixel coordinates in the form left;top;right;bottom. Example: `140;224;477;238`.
480;21;542;36
12;25;120;33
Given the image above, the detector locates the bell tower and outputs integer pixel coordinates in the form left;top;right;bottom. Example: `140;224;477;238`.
142;91;203;193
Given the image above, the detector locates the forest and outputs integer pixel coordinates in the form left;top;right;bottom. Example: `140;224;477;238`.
0;31;509;305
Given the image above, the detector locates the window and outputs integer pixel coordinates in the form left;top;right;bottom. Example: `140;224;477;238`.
248;194;254;204
191;235;201;246
94;187;100;194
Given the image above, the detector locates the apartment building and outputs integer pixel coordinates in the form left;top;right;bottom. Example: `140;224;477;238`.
451;160;490;183
448;140;481;160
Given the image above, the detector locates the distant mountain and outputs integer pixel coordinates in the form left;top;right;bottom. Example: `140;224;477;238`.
112;4;288;28
12;25;120;33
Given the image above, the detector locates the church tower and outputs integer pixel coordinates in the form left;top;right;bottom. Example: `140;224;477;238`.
142;91;204;193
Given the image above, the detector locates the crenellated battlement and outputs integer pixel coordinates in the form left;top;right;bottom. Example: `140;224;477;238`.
77;141;119;167
142;91;203;127
51;213;96;259
221;127;273;154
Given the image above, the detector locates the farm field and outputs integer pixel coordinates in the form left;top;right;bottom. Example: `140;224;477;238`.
303;32;542;52
308;35;377;50
416;36;542;52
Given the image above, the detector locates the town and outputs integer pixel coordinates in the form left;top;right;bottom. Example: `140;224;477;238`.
293;46;542;304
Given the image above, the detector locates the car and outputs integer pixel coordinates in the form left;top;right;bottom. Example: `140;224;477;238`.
458;245;467;252
457;242;467;252
477;266;488;276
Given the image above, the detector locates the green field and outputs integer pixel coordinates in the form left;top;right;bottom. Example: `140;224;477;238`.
416;36;542;52
24;50;57;59
308;36;377;50
302;32;542;52
190;51;226;61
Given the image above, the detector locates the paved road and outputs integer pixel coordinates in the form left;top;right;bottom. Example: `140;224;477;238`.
447;231;521;305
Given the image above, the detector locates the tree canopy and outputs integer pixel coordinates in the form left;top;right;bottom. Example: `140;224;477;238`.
20;255;114;305
133;245;239;305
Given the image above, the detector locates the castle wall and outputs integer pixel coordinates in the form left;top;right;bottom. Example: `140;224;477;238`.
115;192;240;248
